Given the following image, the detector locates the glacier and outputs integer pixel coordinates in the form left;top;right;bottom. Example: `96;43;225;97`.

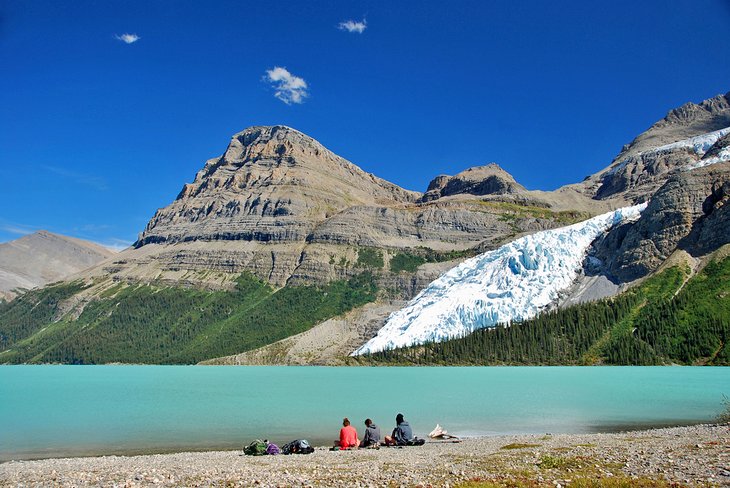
653;126;730;154
353;203;647;355
607;126;730;176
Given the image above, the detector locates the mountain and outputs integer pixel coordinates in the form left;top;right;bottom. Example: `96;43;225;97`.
0;125;594;364
420;164;526;202
0;231;115;301
352;92;730;358
1;91;728;365
100;125;602;291
574;92;730;201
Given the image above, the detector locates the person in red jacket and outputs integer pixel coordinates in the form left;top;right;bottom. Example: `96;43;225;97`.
338;417;359;449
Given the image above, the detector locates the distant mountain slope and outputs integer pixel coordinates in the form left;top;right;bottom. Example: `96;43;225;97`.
0;231;115;301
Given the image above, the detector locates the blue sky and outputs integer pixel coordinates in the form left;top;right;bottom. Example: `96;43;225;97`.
1;0;729;249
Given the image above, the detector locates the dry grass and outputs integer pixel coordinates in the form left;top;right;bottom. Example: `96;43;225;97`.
500;443;541;450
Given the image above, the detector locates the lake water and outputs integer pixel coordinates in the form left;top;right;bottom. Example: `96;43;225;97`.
1;366;727;461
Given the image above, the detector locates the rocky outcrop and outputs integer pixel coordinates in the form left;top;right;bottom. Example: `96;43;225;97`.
593;162;730;281
0;231;115;300
136;126;419;247
421;164;526;202
593;147;697;201
613;92;730;161
85;126;591;290
575;92;730;200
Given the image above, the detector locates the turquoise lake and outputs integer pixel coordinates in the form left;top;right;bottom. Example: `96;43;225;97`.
1;366;728;461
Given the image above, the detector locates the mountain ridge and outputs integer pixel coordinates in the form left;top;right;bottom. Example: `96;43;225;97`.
1;90;729;365
0;231;115;302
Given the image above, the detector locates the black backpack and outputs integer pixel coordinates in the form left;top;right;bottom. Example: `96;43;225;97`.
281;439;315;455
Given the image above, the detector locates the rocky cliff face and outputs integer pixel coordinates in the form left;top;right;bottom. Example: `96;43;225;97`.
137;126;419;247
575;92;730;201
420;164;526;202
0;231;115;300
90;126;590;291
593;162;730;281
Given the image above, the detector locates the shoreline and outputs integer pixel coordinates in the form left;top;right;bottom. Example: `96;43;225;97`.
1;419;714;464
2;424;728;487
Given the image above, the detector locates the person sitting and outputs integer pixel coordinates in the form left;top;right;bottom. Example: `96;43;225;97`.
359;418;381;447
338;417;359;449
383;413;413;446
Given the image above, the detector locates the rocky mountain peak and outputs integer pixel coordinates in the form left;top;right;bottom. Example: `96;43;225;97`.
573;91;730;201
421;163;526;202
615;92;730;159
137;125;419;247
192;125;343;188
659;92;730;127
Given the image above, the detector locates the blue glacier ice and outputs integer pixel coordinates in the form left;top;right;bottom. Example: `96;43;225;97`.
353;203;647;355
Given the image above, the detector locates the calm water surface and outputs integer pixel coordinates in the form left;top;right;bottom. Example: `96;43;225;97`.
0;366;727;461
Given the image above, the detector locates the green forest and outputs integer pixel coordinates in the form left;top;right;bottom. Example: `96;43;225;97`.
2;254;728;366
357;257;730;366
0;272;377;364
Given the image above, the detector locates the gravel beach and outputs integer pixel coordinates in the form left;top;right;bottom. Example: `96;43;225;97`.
1;424;728;487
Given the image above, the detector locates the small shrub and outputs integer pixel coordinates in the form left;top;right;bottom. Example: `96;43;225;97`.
500;443;540;450
356;248;384;269
390;252;426;273
538;454;566;469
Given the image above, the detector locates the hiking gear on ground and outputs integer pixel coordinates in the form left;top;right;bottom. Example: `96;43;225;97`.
282;439;314;454
243;439;268;456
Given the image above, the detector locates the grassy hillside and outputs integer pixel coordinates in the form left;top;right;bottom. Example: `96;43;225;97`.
357;256;730;366
0;272;377;364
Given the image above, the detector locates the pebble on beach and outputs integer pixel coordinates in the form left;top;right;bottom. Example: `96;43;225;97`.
1;424;728;487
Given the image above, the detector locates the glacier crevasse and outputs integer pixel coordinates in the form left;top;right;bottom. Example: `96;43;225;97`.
353;203;647;355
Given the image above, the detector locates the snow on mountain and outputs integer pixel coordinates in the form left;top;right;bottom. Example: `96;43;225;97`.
352;204;648;355
607;126;730;176
654;126;730;154
686;145;730;171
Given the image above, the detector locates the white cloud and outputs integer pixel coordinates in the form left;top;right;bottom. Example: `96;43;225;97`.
115;33;140;44
0;224;35;236
92;238;130;252
338;19;367;33
264;67;309;105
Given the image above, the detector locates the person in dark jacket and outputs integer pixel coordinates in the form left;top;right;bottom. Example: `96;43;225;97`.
360;418;381;447
384;413;413;446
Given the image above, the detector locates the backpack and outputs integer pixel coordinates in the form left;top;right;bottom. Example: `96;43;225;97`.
281;439;315;455
406;437;426;446
266;442;280;455
243;439;268;456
